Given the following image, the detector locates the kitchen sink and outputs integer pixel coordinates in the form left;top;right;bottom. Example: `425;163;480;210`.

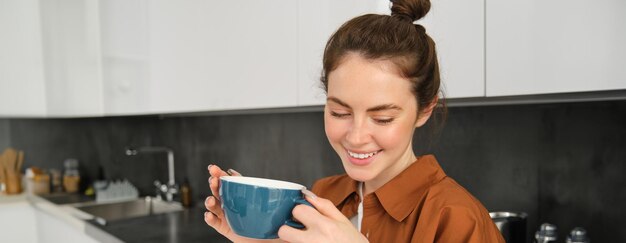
73;197;183;225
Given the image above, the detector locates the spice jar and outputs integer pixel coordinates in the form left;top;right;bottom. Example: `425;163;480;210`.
63;159;80;193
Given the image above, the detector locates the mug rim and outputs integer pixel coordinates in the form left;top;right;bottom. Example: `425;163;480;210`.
220;176;305;190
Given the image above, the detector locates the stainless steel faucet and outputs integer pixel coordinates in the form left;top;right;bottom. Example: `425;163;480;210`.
125;146;178;202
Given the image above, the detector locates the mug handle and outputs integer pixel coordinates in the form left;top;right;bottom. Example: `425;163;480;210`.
284;198;314;229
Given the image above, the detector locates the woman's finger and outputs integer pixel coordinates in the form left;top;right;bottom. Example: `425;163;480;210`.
208;164;229;177
208;164;229;199
209;176;221;199
278;224;309;243
301;189;348;222
204;196;224;218
291;204;326;228
204;211;221;229
227;168;242;176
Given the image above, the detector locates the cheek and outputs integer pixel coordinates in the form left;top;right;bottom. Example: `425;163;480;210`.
324;115;346;144
374;123;414;150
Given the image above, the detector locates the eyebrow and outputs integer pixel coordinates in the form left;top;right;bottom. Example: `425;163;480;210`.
327;97;403;112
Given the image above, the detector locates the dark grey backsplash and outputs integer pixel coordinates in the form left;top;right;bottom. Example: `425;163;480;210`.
0;119;10;149
1;100;625;242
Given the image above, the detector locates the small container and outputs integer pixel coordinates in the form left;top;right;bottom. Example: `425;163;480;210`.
535;223;558;243
50;169;63;193
181;178;192;208
566;227;590;243
490;211;527;243
63;159;80;193
25;174;50;195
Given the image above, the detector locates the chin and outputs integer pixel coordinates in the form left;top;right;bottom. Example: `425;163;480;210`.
342;162;376;182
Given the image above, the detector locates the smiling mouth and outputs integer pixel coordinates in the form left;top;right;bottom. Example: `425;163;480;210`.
347;150;382;159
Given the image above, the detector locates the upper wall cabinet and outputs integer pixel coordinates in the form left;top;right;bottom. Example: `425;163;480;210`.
0;0;47;117
297;0;486;106
421;0;485;99
41;0;103;117
1;0;103;118
99;0;152;115
297;0;390;106
101;0;299;115
486;0;626;96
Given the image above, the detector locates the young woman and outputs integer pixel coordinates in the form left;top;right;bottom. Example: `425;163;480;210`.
205;0;504;242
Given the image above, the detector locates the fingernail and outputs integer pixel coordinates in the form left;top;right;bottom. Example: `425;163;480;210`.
227;169;239;176
204;211;209;218
301;188;317;199
207;164;214;171
205;197;210;205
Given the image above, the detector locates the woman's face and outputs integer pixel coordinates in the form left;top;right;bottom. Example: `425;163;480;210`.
324;53;429;187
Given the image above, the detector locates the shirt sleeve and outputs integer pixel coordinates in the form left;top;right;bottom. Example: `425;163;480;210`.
433;206;504;243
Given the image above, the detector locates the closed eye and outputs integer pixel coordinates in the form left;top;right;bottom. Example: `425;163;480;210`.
374;118;394;124
330;111;351;118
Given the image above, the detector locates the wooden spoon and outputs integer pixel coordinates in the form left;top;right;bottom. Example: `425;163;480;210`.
17;151;24;174
4;148;17;174
3;148;17;177
0;153;6;186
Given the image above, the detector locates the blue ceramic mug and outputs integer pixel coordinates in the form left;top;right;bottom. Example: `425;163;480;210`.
219;176;312;239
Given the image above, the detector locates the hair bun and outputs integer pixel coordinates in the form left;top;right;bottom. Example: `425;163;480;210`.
390;0;431;22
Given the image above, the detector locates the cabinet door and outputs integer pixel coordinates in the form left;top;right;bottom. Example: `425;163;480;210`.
486;0;626;96
100;0;151;115
297;0;390;106
0;202;38;243
420;0;485;98
40;0;104;117
298;0;485;106
0;0;47;117
151;0;299;114
101;0;299;115
35;208;100;243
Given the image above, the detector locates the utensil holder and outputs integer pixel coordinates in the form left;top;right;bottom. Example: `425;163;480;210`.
6;173;22;194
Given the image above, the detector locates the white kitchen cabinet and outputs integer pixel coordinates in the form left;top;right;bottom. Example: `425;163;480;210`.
0;201;38;243
0;0;47;117
101;0;299;115
420;0;485;99
0;198;99;243
297;0;390;106
297;0;485;107
0;0;103;118
99;0;151;115
35;207;99;243
486;0;626;96
39;0;104;117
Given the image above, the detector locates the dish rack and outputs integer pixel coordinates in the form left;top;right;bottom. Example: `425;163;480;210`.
94;179;139;203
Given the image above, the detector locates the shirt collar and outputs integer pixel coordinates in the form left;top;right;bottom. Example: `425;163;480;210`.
375;155;447;221
326;155;447;222
325;175;359;207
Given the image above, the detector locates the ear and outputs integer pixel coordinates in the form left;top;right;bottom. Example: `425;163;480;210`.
415;96;439;128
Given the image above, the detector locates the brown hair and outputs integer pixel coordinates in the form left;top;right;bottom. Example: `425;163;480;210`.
321;0;445;124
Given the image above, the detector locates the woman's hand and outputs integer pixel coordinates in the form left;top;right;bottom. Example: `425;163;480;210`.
204;165;281;243
277;189;369;243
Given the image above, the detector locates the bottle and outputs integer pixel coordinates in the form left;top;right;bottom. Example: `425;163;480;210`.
50;169;63;193
63;159;80;193
535;223;558;243
181;178;192;208
566;227;590;243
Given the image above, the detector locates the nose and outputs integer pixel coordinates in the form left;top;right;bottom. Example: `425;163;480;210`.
346;118;371;146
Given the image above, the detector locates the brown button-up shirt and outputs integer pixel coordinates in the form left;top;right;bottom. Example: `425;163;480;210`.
311;155;505;243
